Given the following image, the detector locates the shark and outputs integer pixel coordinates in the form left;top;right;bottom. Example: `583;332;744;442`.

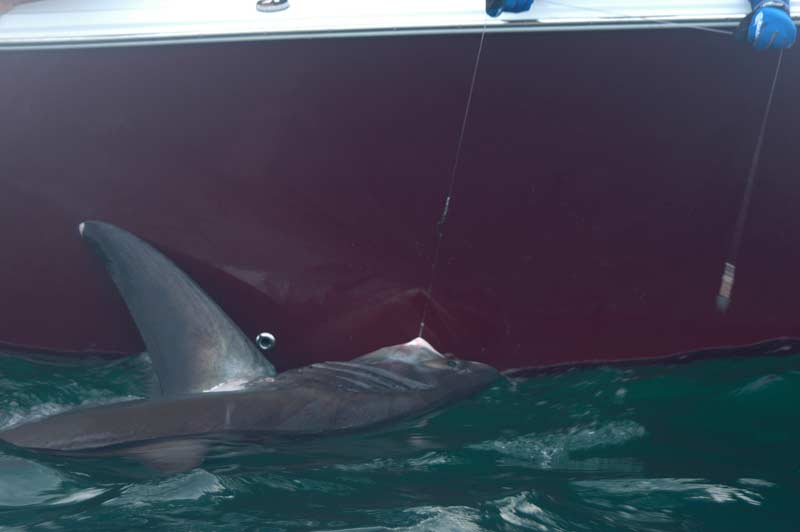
0;221;498;470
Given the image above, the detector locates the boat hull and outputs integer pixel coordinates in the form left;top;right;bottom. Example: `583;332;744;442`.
1;29;799;370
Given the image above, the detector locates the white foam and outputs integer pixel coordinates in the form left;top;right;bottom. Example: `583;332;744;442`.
469;421;646;469
573;478;763;506
50;488;107;506
105;469;224;507
738;478;775;488
401;506;483;532
496;492;563;531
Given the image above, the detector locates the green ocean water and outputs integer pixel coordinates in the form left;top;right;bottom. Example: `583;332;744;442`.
0;351;798;531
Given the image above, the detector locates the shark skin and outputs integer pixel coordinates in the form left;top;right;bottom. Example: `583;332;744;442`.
0;338;498;451
0;222;499;469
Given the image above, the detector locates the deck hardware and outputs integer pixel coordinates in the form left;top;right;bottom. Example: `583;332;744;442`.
257;0;289;13
256;332;276;351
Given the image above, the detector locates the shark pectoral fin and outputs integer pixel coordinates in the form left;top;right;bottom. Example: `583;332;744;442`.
126;439;209;474
80;221;275;396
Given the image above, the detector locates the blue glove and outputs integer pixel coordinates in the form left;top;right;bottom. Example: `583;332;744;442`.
486;0;534;18
745;1;796;49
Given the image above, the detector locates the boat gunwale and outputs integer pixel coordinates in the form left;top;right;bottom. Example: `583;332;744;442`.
0;15;770;51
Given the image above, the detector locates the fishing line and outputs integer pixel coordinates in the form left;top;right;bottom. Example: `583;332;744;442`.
418;25;487;338
537;0;734;36
417;2;759;333
536;0;783;312
717;49;784;313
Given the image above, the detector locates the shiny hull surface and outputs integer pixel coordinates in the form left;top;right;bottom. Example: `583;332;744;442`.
1;30;798;370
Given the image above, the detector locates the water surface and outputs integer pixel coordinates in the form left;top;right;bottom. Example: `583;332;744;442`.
0;351;798;531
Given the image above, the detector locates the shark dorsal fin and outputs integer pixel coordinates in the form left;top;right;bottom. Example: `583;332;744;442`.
80;221;275;396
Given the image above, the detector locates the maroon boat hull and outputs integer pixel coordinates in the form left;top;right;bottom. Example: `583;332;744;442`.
1;29;799;370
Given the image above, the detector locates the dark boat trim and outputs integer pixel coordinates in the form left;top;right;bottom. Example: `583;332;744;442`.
504;338;800;377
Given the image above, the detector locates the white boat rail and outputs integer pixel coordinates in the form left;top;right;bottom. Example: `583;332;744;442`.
0;0;777;49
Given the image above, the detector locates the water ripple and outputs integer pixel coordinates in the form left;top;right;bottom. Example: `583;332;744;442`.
0;351;797;530
468;420;646;469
